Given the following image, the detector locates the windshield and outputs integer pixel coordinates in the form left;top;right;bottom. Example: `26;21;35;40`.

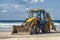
29;12;41;18
29;12;38;18
33;12;38;17
29;11;45;20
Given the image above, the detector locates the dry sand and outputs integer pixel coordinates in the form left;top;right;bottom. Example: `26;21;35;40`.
0;32;60;40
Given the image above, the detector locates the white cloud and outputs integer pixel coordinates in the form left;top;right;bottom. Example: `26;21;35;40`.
14;5;19;8
7;4;27;12
10;4;25;8
4;4;9;6
47;8;53;11
11;4;19;8
2;10;8;13
10;4;15;7
0;4;27;12
0;5;4;6
23;0;27;1
26;8;29;10
30;0;45;3
46;8;53;13
40;0;45;3
31;0;38;3
4;7;7;9
0;4;9;7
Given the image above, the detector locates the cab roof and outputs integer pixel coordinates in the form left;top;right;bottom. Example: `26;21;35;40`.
30;8;45;12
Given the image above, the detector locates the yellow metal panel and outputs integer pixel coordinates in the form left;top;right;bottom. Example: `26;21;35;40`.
26;18;34;22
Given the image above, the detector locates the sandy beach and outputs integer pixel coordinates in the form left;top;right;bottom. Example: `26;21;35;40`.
0;32;60;40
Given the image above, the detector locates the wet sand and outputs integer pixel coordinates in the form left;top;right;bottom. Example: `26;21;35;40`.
0;32;60;40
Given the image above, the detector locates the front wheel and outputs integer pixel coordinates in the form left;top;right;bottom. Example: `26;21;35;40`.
29;26;40;35
34;26;40;34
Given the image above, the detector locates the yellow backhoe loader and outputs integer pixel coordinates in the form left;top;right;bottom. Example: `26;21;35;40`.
12;9;56;35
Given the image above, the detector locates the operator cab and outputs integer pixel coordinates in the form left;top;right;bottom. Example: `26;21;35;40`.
29;9;46;23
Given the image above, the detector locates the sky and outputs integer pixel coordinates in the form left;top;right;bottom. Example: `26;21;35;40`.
0;0;60;20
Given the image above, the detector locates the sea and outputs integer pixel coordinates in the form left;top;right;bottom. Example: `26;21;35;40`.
0;20;60;32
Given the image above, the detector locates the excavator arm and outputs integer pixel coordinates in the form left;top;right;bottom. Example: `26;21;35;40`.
46;13;56;31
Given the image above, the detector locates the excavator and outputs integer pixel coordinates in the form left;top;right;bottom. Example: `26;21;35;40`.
12;9;56;35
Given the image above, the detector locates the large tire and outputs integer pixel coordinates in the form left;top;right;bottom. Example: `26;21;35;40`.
29;26;40;35
30;25;40;34
34;25;40;34
41;26;46;33
41;24;50;33
42;29;47;33
41;21;50;33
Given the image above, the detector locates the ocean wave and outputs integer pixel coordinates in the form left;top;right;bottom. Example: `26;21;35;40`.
0;22;23;26
0;22;60;32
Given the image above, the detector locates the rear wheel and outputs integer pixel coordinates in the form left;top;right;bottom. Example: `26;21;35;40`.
41;24;50;33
